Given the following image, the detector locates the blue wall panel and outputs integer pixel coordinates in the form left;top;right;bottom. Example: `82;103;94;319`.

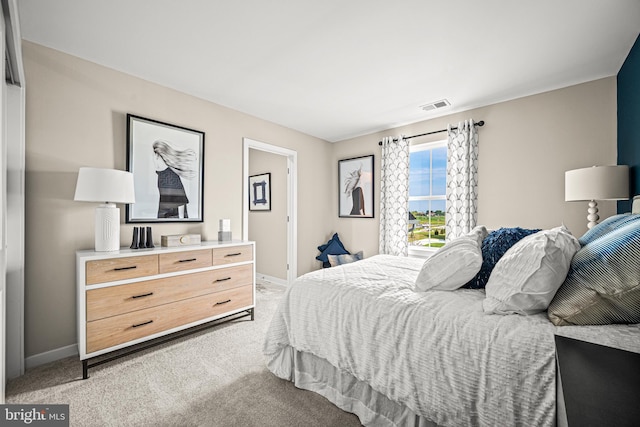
617;34;640;213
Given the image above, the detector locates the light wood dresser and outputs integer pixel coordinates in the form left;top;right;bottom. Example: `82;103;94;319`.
76;240;255;378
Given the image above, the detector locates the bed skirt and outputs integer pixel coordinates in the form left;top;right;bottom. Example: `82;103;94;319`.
267;345;570;427
267;345;439;427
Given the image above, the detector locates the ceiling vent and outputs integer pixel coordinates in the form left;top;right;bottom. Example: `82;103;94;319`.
419;99;450;112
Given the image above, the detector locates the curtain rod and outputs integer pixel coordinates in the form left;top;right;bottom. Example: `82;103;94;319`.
377;120;485;145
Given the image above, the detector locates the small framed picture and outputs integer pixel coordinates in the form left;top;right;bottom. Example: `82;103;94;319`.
126;114;205;223
339;155;374;218
249;173;271;211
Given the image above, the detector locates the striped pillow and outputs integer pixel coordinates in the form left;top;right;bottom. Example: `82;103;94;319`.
578;213;640;246
548;220;640;326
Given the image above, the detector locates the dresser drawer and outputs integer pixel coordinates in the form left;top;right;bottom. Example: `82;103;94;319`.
208;264;253;293
212;245;253;265
159;249;212;273
86;255;158;285
86;264;254;321
86;285;253;353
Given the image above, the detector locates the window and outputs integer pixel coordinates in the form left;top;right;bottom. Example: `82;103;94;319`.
408;140;447;250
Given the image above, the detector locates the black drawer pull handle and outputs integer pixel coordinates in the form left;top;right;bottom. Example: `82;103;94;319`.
215;277;232;282
178;258;197;263
114;266;137;271
132;292;153;299
215;299;231;306
132;320;153;328
224;253;241;257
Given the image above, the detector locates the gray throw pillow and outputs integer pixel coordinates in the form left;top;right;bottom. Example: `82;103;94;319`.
328;251;363;267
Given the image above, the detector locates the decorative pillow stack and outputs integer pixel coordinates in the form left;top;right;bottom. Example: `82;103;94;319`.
548;214;640;326
316;233;350;268
463;227;540;289
414;226;488;291
483;226;580;315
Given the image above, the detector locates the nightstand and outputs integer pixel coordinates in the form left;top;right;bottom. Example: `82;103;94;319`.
555;335;640;427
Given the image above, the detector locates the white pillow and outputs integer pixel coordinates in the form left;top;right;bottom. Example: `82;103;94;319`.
414;225;488;291
483;225;580;315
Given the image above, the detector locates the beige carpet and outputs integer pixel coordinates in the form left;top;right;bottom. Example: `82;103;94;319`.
6;282;362;427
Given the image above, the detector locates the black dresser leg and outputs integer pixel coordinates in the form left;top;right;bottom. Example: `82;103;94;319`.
82;360;89;379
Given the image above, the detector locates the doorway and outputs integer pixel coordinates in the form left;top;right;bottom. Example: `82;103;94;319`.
242;138;297;286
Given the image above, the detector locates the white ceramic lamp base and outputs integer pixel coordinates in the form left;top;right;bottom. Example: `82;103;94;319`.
95;203;121;251
586;200;599;230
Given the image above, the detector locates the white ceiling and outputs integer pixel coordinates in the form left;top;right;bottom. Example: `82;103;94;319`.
17;0;640;142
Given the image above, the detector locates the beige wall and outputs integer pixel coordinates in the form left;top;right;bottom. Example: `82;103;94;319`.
332;77;618;259
249;149;288;280
23;41;333;357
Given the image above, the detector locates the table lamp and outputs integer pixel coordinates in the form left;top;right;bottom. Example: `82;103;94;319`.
74;167;135;251
565;165;629;229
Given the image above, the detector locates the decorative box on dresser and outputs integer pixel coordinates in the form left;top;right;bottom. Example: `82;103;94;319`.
77;240;255;379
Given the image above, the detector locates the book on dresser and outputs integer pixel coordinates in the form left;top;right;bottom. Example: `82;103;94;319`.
76;240;255;379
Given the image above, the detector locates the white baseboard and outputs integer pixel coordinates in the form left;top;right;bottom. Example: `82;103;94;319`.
25;343;78;370
256;273;288;287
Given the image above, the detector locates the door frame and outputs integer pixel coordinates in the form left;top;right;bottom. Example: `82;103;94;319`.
2;0;27;398
242;138;297;285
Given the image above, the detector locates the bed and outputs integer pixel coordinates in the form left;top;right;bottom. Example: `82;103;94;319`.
263;219;640;426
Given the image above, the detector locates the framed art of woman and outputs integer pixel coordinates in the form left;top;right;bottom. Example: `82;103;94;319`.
153;140;197;218
126;114;205;223
338;155;374;218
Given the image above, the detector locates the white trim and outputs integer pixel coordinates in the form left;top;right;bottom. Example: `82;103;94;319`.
5;84;25;381
5;0;25;86
25;344;78;370
408;138;447;250
243;138;298;286
409;195;447;202
255;273;288;287
3;0;25;390
409;138;446;152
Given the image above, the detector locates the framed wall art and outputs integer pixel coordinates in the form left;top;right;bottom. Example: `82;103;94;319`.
339;154;374;218
126;114;205;223
248;172;271;211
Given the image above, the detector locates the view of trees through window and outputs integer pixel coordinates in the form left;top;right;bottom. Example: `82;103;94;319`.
408;141;447;248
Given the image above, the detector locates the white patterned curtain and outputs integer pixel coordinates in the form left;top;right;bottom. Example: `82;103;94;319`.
445;120;479;241
379;136;410;256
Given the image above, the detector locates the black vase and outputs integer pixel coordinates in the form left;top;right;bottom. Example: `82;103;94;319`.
139;227;146;249
130;227;140;249
145;227;155;248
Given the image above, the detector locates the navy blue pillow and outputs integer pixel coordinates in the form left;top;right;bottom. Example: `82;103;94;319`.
316;233;350;266
463;227;540;289
317;233;346;253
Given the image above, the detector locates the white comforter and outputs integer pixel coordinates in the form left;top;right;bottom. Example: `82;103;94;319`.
264;255;561;426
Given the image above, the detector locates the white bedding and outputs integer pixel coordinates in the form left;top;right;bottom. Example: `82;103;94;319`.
263;254;636;426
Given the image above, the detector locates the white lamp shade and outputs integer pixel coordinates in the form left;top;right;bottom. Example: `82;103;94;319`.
74;167;135;251
565;165;629;201
74;167;135;204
